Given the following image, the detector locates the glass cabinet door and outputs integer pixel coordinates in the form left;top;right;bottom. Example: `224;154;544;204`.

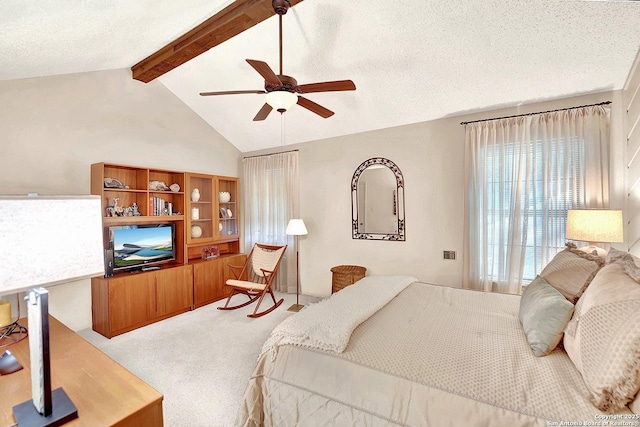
217;177;239;238
186;173;214;243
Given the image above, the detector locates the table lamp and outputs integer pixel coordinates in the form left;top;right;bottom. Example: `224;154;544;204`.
0;194;104;427
565;209;624;256
286;219;308;312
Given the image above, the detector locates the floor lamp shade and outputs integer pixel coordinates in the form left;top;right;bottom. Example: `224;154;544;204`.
286;219;307;312
0;194;104;426
286;219;308;236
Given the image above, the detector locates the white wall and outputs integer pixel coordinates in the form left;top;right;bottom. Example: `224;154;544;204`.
245;91;624;298
0;68;242;330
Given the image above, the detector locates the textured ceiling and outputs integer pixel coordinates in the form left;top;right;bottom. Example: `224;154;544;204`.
1;0;640;152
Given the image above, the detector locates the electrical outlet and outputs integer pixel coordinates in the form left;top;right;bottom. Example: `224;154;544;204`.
443;250;456;260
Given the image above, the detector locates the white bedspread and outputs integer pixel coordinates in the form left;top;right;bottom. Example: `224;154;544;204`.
260;275;416;359
238;281;634;426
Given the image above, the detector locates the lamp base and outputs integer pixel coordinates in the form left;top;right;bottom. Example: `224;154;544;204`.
13;387;78;427
287;303;304;312
577;244;608;257
0;321;28;348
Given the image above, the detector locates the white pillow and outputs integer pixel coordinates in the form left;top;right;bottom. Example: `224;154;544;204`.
563;263;640;411
540;244;604;303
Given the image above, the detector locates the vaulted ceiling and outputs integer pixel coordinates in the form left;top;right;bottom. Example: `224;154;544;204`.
2;0;640;152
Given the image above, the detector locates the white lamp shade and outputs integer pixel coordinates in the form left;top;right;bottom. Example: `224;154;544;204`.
566;209;623;243
265;91;298;112
0;195;105;295
286;219;308;236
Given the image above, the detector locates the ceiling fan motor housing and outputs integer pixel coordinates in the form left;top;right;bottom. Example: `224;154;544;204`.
265;75;298;93
272;0;291;15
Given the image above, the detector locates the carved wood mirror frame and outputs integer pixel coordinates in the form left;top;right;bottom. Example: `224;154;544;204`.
351;157;405;241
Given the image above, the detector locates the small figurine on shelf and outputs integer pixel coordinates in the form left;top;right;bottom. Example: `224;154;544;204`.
149;180;170;191
201;246;220;260
112;198;124;216
104;177;128;189
131;202;140;216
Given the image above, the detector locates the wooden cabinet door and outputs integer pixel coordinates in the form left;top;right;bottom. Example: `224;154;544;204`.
217;177;239;239
193;259;224;307
154;266;193;317
185;173;215;244
109;275;154;332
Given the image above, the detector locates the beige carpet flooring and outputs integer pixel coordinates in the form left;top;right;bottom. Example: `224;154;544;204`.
78;292;320;427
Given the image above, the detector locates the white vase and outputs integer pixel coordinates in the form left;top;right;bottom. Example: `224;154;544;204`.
219;191;231;203
191;188;200;202
191;225;202;238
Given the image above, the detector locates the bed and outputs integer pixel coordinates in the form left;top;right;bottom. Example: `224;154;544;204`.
237;247;640;426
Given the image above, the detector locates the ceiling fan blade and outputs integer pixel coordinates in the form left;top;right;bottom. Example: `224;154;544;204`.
253;103;273;121
200;90;266;96
246;59;282;86
297;80;356;94
297;96;334;118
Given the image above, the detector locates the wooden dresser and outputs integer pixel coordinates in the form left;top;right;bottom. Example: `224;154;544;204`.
0;316;163;426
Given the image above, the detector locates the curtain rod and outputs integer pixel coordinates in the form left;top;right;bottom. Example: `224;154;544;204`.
459;101;611;126
242;149;299;160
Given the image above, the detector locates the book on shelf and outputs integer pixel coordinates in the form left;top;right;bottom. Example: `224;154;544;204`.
150;196;173;216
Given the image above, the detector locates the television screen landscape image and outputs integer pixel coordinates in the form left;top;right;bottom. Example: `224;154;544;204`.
110;224;176;271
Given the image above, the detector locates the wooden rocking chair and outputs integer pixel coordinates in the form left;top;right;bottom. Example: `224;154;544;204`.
218;243;287;318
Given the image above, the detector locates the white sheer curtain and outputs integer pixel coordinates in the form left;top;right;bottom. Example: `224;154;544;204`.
463;105;610;294
242;151;300;292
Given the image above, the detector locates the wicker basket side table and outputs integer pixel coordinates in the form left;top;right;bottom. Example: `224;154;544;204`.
331;265;367;293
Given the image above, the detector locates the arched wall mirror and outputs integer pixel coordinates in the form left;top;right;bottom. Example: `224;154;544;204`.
351;157;405;241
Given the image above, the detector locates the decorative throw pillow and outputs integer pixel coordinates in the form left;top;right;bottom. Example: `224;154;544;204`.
519;276;574;357
563;263;640;412
606;247;634;265
604;247;640;283
540;243;604;303
623;258;640;283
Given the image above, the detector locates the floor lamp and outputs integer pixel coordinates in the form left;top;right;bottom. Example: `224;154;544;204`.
0;194;104;427
286;219;308;312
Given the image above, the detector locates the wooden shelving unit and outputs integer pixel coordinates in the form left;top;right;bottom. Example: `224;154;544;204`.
90;162;243;338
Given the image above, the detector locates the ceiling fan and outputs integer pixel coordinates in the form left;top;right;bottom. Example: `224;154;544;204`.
199;0;356;121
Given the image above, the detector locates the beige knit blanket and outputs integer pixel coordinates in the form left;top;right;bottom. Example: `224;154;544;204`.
260;275;417;359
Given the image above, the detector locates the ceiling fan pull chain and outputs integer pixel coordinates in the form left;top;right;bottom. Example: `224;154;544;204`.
281;113;285;147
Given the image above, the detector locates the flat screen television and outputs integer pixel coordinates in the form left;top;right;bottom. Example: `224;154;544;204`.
108;223;176;272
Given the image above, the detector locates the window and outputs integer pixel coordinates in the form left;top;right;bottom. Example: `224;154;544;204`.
484;136;584;282
464;105;610;294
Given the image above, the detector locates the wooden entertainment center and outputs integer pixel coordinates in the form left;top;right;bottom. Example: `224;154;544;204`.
90;163;245;338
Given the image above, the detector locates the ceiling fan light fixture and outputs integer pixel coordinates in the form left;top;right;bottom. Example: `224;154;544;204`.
265;91;298;113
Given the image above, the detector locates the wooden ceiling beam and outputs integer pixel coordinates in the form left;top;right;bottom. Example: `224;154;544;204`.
131;0;304;83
